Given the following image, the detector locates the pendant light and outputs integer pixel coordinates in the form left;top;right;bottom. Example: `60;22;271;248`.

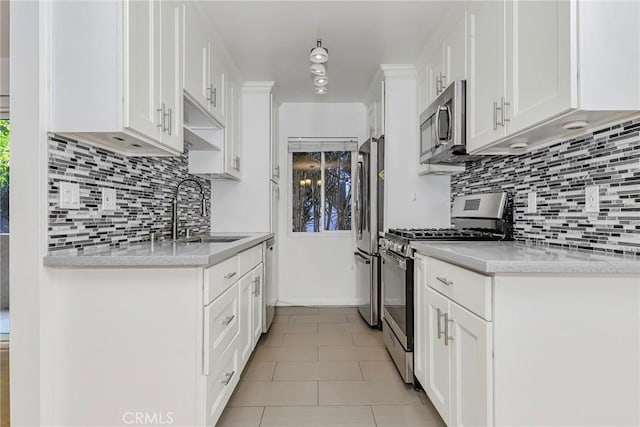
310;63;326;76
309;39;328;64
314;76;328;87
315;87;327;95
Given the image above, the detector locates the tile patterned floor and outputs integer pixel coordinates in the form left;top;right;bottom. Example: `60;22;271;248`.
217;306;445;427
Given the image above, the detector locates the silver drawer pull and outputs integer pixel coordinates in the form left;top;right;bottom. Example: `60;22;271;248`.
436;276;454;286
221;315;235;326
224;272;237;279
220;370;235;385
437;308;446;340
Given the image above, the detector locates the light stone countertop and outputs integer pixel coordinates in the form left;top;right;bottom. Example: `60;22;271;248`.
43;232;273;268
411;241;640;275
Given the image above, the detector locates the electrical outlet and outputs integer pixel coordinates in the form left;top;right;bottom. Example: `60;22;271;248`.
527;192;537;214
102;188;117;211
59;181;80;209
585;185;599;213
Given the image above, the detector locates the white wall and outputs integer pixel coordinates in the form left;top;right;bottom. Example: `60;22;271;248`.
212;84;273;232
382;67;451;229
10;1;55;425
277;103;366;306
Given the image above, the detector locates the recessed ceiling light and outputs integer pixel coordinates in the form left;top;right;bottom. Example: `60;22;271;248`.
309;39;328;64
509;141;528;150
314;76;328;87
563;120;589;130
315;87;327;95
112;136;125;142
310;63;326;76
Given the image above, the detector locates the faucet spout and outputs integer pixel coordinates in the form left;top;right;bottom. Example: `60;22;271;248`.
172;178;208;240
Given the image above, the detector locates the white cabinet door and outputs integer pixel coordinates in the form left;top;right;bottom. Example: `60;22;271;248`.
208;44;226;122
239;272;253;367
425;45;444;104
367;102;376;140
270;94;280;181
225;77;241;179
466;0;506;153
413;255;428;387
125;0;161;141
183;5;210;110
424;287;451;425
251;265;264;346
270;181;280;235
443;13;468;84
504;0;572;136
449;302;493;427
159;0;183;152
375;80;385;138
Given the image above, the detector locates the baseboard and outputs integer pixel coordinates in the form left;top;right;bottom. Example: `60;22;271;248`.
276;298;361;307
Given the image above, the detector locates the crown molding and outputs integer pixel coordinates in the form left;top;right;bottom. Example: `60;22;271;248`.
241;81;276;94
380;64;417;79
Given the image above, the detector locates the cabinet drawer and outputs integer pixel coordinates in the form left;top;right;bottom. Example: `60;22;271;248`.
203;282;240;375
205;345;239;426
204;254;239;304
425;256;492;320
239;244;263;278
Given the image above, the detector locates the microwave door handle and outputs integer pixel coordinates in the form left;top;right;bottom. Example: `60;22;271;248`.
444;104;452;140
434;107;441;144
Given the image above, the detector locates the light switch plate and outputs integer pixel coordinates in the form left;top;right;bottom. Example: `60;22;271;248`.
102;188;117;211
59;181;80;209
527;192;537;214
585;185;599;213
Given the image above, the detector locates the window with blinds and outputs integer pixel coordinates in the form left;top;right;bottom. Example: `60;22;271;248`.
289;138;356;233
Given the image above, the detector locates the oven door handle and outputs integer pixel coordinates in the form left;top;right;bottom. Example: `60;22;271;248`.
380;249;406;271
354;251;371;265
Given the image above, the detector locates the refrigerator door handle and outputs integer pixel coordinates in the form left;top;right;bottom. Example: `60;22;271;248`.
354;251;371;264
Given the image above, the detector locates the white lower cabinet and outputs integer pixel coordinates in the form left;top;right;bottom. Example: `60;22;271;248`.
203;244;264;425
414;254;492;427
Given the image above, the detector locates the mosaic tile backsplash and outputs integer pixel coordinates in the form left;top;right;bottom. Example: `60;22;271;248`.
48;135;211;252
451;118;640;256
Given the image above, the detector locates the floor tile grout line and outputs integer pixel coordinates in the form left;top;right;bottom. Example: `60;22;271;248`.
258;406;266;427
370;405;378;427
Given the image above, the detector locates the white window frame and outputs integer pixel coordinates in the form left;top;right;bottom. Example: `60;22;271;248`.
288;138;357;237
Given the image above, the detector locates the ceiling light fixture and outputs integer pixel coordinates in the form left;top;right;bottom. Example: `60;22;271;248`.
310;63;326;76
314;76;328;87
315;87;327;95
309;39;328;64
563;120;589;131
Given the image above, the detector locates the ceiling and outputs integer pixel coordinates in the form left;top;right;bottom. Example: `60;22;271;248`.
202;1;456;103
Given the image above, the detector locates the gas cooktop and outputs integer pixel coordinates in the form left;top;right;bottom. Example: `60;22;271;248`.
386;227;505;241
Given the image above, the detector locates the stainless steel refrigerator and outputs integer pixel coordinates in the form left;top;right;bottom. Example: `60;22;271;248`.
354;136;384;327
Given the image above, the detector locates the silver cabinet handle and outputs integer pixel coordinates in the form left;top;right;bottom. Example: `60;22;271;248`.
224;272;237;279
206;86;212;103
274;165;280;178
221;315;235;326
213;87;217;108
440;73;447;90
501;96;510;126
493;101;498;130
444;313;454;346
220;370;235;385
436;276;453;287
163;107;172;135
274;186;280;199
436;308;444;340
435;75;441;94
252;278;260;296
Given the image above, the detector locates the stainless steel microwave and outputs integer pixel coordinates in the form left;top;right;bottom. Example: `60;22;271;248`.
419;80;481;164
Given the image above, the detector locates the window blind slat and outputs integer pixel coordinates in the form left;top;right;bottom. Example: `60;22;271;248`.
288;137;358;152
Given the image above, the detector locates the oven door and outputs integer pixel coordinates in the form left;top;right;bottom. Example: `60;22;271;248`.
381;249;414;351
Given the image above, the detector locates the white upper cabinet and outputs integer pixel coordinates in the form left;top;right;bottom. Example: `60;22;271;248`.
443;13;468;86
466;0;505;153
467;0;640;155
183;6;210;112
503;1;572;137
224;76;241;180
50;0;184;156
366;75;385;139
270;93;280;182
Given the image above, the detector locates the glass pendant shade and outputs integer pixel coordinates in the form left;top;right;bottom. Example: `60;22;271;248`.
310;63;326;76
313;76;328;87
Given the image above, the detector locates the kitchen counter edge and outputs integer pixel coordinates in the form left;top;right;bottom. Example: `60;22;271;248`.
43;233;274;268
411;241;640;275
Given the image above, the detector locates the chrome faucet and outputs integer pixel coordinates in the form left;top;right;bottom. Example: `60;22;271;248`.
172;178;208;240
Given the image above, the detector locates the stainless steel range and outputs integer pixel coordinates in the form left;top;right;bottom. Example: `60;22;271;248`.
380;192;513;383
